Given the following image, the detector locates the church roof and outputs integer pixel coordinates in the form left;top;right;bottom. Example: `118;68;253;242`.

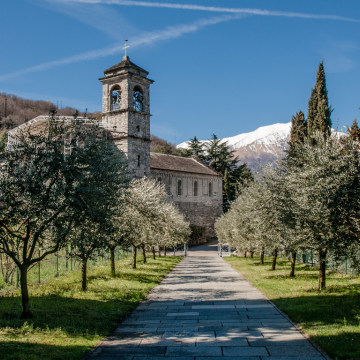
150;153;222;176
104;56;149;75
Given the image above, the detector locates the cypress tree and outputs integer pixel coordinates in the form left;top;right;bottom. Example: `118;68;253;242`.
348;119;360;141
289;111;307;150
307;61;332;143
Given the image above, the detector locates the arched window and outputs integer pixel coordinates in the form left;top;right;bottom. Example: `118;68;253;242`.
177;180;182;196
133;86;143;112
111;85;121;110
194;181;198;196
136;125;140;132
137;155;140;167
209;182;212;197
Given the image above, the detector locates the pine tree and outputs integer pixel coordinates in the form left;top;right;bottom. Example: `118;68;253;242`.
187;136;205;158
307;61;332;143
204;135;253;202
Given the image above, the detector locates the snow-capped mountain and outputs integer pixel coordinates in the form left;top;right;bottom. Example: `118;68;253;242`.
177;123;292;171
178;122;346;171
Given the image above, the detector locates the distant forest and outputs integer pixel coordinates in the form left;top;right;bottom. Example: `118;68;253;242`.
0;92;176;152
0;92;102;131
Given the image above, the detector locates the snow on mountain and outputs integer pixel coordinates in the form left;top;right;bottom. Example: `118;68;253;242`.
177;122;292;171
177;122;345;172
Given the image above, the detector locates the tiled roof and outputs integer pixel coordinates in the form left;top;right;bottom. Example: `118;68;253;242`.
150;153;221;176
104;56;149;75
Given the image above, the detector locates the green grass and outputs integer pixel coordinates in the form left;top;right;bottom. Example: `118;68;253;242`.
0;255;181;360
0;250;131;292
225;255;360;360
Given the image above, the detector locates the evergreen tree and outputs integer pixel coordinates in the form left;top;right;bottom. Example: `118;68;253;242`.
289;111;307;150
307;61;332;143
204;135;253;202
181;134;254;203
187;136;205;158
348;118;360;141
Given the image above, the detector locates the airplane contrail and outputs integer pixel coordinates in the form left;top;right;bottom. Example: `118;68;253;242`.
53;0;360;23
0;14;240;81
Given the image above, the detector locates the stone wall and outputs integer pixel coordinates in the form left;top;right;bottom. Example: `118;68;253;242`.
150;169;223;238
101;76;151;115
101;74;152;178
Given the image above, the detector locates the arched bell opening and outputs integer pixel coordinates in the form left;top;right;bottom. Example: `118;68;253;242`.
110;85;121;111
133;85;143;112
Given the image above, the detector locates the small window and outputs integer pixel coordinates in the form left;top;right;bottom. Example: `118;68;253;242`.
133;86;143;112
157;177;161;183
209;182;212;197
111;85;121;110
136;125;140;132
137;155;140;167
194;181;198;196
177;180;182;196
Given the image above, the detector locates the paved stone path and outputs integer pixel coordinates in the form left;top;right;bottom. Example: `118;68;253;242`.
89;242;326;359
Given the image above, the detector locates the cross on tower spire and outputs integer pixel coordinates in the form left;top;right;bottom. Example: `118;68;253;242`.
123;39;129;58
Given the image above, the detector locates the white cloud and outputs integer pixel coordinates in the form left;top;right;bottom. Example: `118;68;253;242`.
0;14;241;82
51;0;360;23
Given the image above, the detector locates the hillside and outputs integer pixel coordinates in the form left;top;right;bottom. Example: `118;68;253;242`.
0;93;101;131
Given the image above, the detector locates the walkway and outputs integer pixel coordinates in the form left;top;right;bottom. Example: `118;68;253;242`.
89;242;326;359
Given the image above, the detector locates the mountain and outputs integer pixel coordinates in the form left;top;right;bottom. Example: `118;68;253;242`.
225;122;292;171
177;122;292;172
178;122;346;172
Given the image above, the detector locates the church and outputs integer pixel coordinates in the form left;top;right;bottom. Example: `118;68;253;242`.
99;54;223;240
8;54;223;240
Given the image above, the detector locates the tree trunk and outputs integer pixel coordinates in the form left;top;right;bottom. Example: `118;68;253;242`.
81;259;87;291
20;266;33;319
260;248;264;265
271;248;278;271
244;251;247;258
290;251;296;277
250;251;254;258
164;246;166;257
132;246;137;269
110;247;115;277
318;248;327;290
158;245;161;257
302;253;306;263
142;245;146;263
152;247;156;260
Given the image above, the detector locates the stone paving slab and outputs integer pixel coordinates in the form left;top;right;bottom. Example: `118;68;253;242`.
88;244;327;359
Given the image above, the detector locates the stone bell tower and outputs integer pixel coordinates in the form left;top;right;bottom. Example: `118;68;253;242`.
99;53;154;178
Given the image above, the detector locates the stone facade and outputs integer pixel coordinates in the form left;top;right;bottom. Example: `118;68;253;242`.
150;167;223;238
99;57;223;239
99;56;153;178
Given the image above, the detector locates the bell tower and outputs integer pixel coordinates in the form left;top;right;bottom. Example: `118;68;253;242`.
99;54;154;178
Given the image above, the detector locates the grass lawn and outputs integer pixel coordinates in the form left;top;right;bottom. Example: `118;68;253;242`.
225;255;360;360
0;255;181;360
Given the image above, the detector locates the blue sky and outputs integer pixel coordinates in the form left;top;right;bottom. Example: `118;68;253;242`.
1;0;359;144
